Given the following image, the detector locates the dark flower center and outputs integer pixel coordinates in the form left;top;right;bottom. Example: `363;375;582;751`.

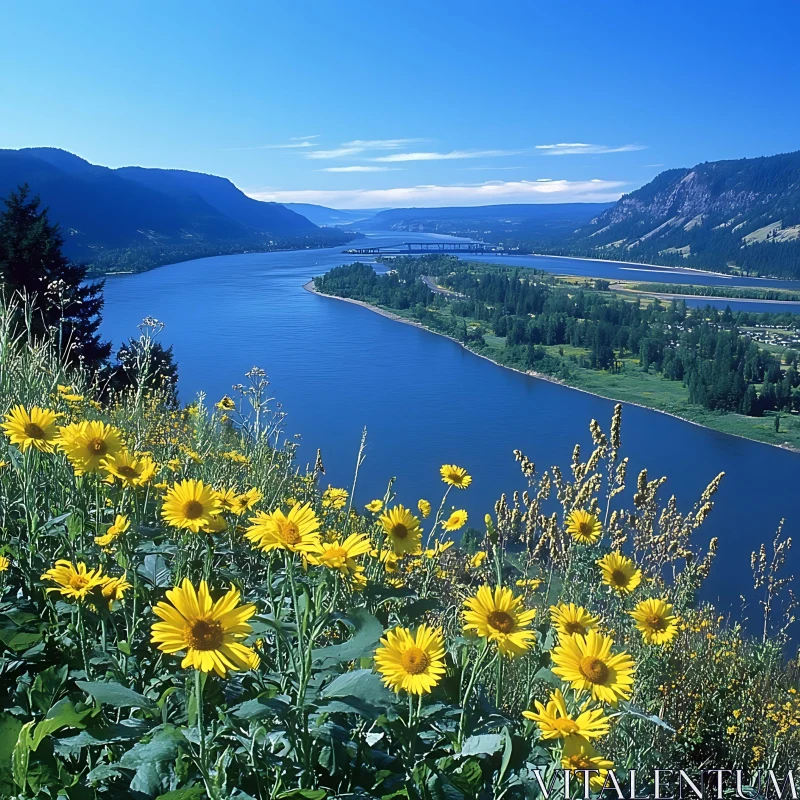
401;646;430;675
24;423;45;439
187;618;224;650
183;500;205;520
392;524;408;540
487;610;515;634
579;656;609;684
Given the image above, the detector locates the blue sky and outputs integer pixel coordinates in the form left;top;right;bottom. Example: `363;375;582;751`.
2;0;799;208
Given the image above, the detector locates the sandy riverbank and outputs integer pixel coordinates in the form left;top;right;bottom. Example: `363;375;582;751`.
303;281;799;453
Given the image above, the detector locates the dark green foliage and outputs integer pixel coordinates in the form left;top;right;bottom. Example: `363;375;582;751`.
0;185;110;369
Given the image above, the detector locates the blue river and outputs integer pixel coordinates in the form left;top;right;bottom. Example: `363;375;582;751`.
100;233;800;617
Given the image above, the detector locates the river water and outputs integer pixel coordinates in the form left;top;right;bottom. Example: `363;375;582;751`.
100;232;800;616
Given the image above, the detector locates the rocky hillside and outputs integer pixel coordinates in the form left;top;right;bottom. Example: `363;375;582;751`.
567;151;800;279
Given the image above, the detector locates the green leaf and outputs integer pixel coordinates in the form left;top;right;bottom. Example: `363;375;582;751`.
232;695;291;721
30;699;91;751
0;713;23;794
137;554;171;588
533;667;561;688
0;629;43;652
312;609;383;667
31;665;68;714
119;725;186;768
459;733;503;758
277;790;327;800
155;788;207;800
76;680;157;710
620;701;676;732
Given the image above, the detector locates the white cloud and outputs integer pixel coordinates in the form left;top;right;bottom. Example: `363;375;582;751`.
290;134;319;140
372;149;522;163
535;143;647;156
342;138;427;149
225;140;318;151
247;178;626;209
319;166;401;173
305;147;366;159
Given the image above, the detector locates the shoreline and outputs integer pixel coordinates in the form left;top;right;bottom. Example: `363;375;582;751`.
609;284;800;306
304;280;800;454
523;252;734;278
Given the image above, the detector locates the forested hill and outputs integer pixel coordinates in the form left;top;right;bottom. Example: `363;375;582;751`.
558;151;800;279
0;148;350;274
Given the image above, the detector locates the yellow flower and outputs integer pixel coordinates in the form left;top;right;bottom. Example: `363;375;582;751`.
0;460;7;470
313;533;371;577
221;450;249;465
161;479;222;533
424;540;455;558
597;552;642;594
376;548;401;573
101;450;156;487
523;688;610;739
59;420;124;474
463;585;536;658
440;464;472;489
216;486;239;511
417;499;431;518
561;736;614;791
442;509;468;531
2;405;59;453
167;457;183;472
41;560;107;602
216;395;236;411
245;502;321;556
101;573;132;607
230;487;263;515
379;505;422;556
95;514;131;547
150;578;259;677
365;499;384;513
470;551;487;569
0;555;10;572
515;578;543;590
566;509;602;545
374;624;446;695
551;629;635;706
630;598;679;645
202;515;228;534
550;602;600;638
322;486;349;509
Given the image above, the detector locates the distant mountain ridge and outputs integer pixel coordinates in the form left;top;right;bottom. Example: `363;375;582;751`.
281;203;389;227
562;150;800;279
0;148;348;274
353;203;614;239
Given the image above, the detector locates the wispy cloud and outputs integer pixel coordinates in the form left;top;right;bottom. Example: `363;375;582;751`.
225;140;318;151
305;147;366;159
342;138;428;149
319;165;401;173
247;178;626;209
372;149;522;163
535;143;647;156
461;165;525;171
290;134;319;140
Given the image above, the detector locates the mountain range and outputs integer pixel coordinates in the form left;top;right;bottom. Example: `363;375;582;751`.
350;203;614;239
0;148;349;273
554;150;800;279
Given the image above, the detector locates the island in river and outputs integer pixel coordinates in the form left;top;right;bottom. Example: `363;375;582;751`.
313;255;800;450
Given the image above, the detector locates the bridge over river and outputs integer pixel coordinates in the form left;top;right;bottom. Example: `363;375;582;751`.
343;241;513;255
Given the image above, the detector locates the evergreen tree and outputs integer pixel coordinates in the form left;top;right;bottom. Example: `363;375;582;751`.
0;185;110;369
